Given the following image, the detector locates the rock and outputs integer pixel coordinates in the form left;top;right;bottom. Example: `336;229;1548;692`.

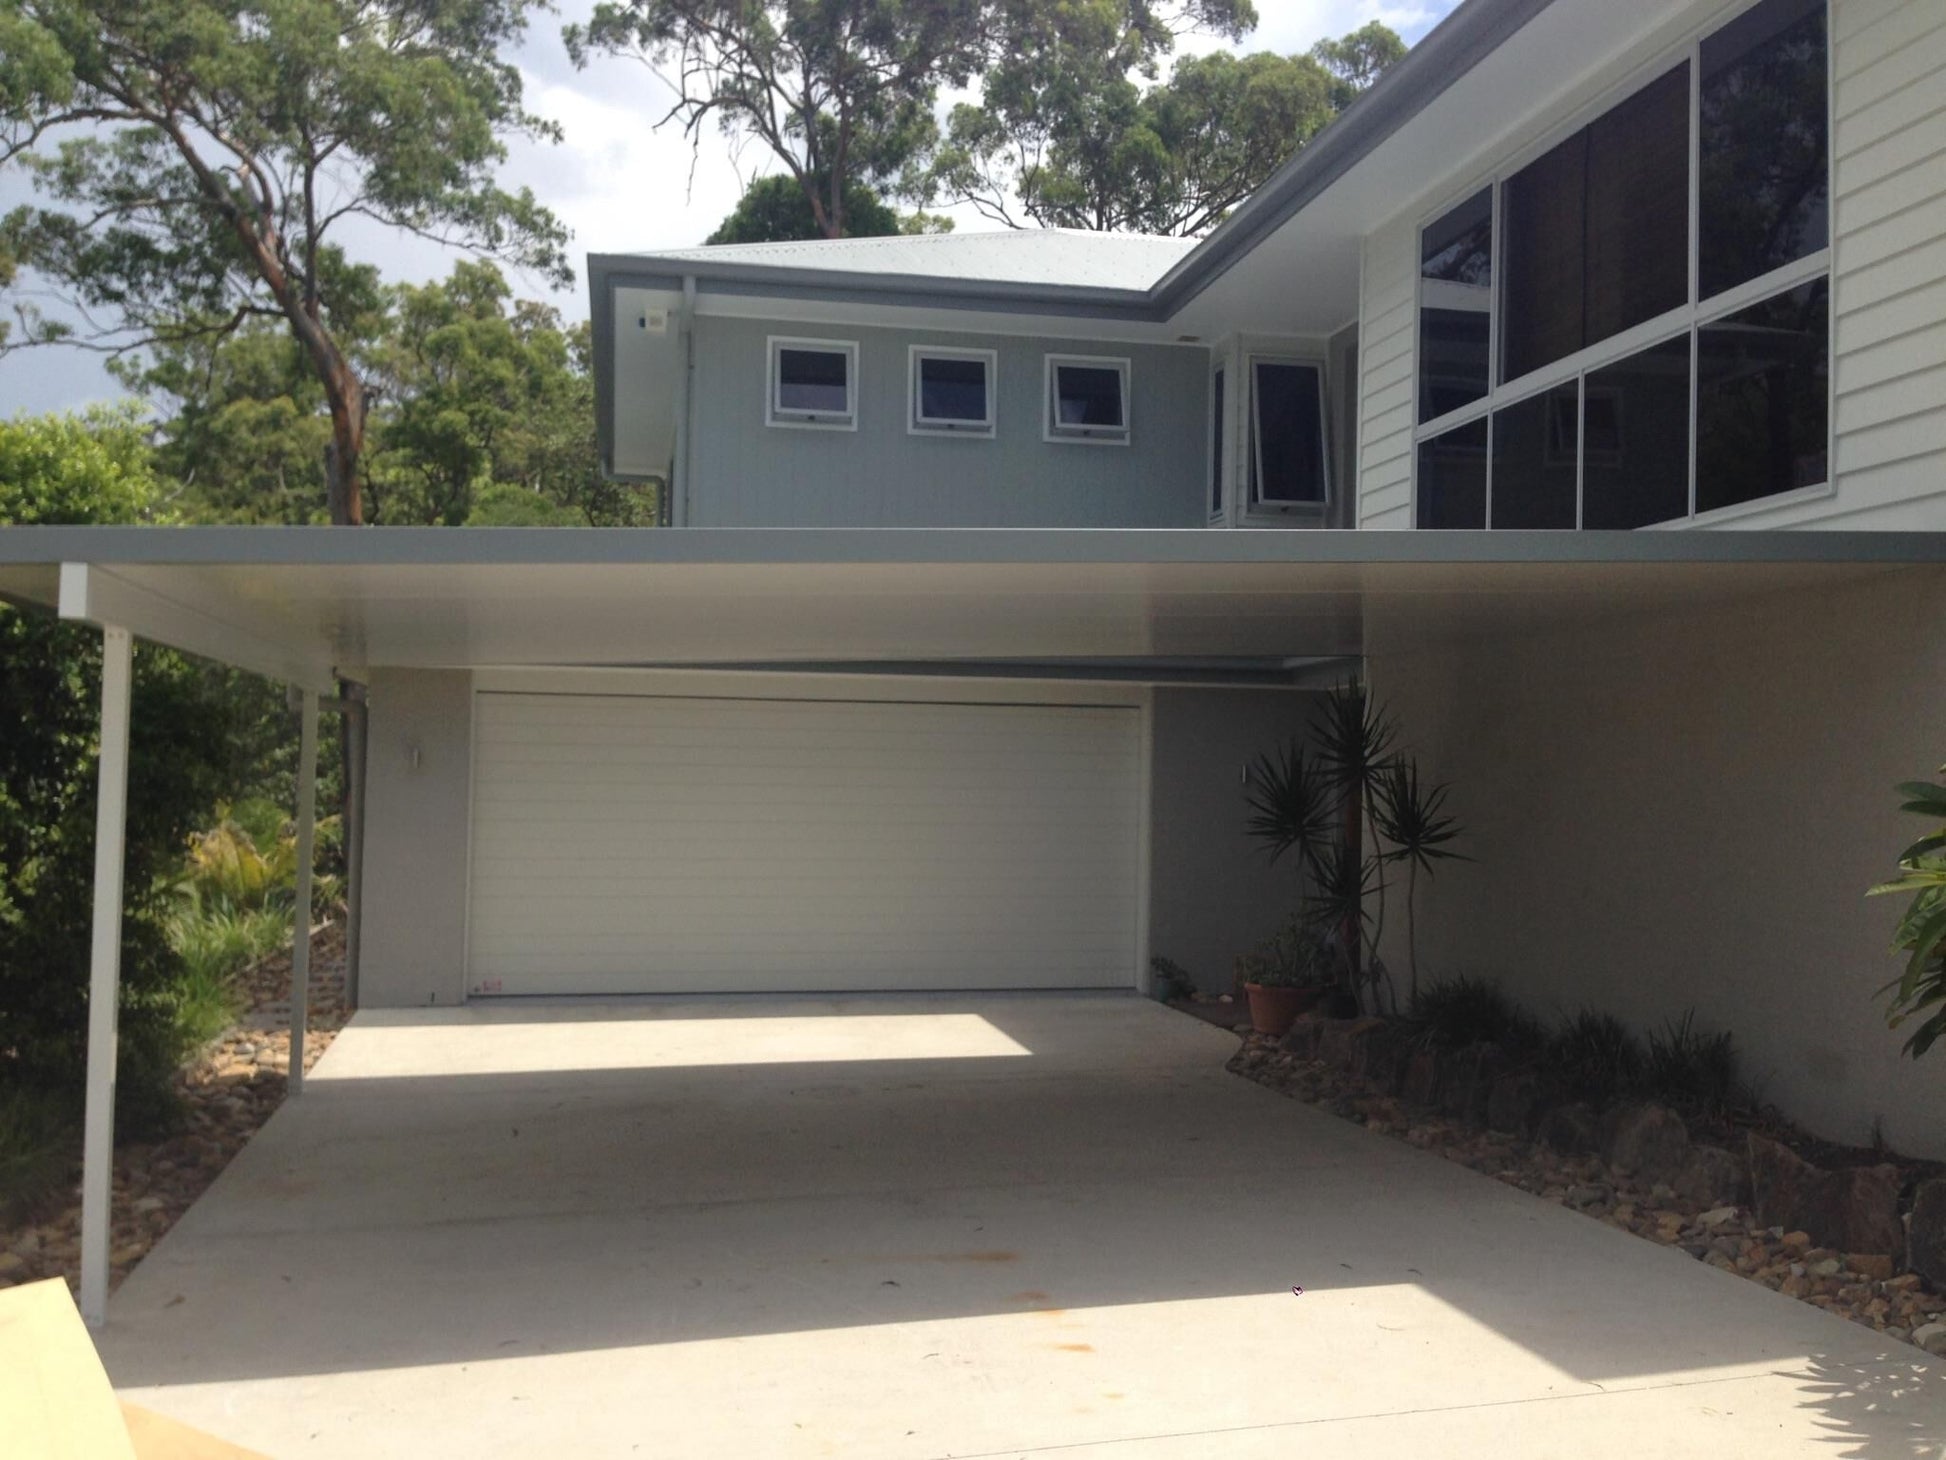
1697;1206;1740;1229
1705;1250;1739;1272
1907;1178;1946;1289
1318;1017;1386;1073
1848;1253;1896;1282
1436;1044;1503;1126
1913;1322;1946;1356
1748;1137;1904;1256
1279;1017;1325;1060
1888;1273;1924;1292
1674;1144;1748;1208
1605;1104;1692;1187
0;1253;25;1278
1566;1183;1611;1210
1811;1257;1843;1277
1538;1102;1600;1156
1486;1072;1543;1136
1359;1024;1417;1095
1401;1050;1442;1108
1780;1230;1812;1253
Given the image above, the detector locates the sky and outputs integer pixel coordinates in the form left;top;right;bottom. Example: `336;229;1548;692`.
0;0;1455;416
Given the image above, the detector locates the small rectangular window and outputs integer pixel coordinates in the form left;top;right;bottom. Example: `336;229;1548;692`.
1045;355;1130;444
1249;360;1328;508
1210;367;1226;517
1489;383;1578;528
768;337;857;430
909;347;996;435
1583;335;1692;529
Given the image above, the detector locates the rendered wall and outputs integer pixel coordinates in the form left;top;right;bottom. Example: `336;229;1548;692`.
1367;566;1946;1157
1148;687;1318;996
359;668;473;1009
683;316;1210;527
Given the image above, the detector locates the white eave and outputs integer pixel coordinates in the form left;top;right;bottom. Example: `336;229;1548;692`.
3;527;1942;684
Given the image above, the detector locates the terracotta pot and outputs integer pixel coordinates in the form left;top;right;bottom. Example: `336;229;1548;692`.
1242;982;1327;1037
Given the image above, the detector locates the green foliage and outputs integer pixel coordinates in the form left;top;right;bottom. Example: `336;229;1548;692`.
1235;918;1335;990
0;1085;75;1223
1644;1011;1741;1117
3;0;570;522
923;17;1397;234
708;174;906;244
0;405;162;525
1149;955;1196;1002
1868;764;1946;1058
1411;976;1546;1054
1547;1011;1646;1106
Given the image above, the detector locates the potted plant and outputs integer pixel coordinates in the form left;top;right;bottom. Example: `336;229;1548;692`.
1235;920;1335;1036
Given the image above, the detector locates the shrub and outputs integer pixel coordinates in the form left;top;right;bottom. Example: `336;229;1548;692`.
1149;956;1196;1002
1411;976;1546;1053
1869;763;1946;1058
1546;1011;1646;1105
1643;1011;1740;1117
1235;920;1337;989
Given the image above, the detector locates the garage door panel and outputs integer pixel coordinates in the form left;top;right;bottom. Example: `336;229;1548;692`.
466;693;1142;994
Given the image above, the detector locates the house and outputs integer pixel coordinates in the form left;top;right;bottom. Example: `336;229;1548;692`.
1;0;1944;1327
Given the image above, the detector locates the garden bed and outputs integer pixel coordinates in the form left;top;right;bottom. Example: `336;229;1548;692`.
1230;1015;1946;1354
0;923;347;1297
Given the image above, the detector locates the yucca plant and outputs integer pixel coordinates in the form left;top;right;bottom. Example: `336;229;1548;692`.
1373;759;1469;1002
1869;765;1946;1058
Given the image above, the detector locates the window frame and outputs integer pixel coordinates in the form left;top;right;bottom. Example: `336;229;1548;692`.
1245;353;1331;516
766;335;859;432
1043;353;1132;446
1208;362;1228;523
907;344;998;438
1407;0;1834;530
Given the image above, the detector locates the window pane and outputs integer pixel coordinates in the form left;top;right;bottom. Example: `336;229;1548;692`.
1700;0;1827;300
1489;383;1579;528
918;356;988;423
1582;335;1693;529
1055;365;1124;427
1252;362;1326;504
1210;368;1225;515
1584;64;1690;349
1419;188;1493;423
778;348;849;413
1501;132;1587;383
1416;417;1487;528
1696;278;1828;513
1501;64;1689;383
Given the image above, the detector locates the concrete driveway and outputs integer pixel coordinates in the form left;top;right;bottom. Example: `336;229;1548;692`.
101;995;1946;1458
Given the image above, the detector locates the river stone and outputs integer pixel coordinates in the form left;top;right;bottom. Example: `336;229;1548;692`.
1907;1177;1946;1288
1674;1143;1749;1208
1748;1135;1903;1256
1605;1104;1692;1186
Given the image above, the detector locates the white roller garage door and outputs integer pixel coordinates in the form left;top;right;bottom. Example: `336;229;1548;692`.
465;692;1143;995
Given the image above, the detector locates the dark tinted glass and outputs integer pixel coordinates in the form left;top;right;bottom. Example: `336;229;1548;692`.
1489;383;1579;528
1416;417;1488;528
1700;0;1828;300
1252;362;1326;504
1582;335;1693;528
1584;65;1691;348
1055;365;1124;427
1696;279;1829;513
1419;188;1494;422
1501;132;1587;382
1210;368;1225;514
918;355;988;423
777;347;849;413
1501;64;1690;382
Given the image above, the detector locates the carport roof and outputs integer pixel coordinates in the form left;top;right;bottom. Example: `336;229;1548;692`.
1;526;1942;689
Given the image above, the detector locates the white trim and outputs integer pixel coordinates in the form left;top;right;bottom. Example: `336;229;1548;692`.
287;689;318;1094
79;624;132;1329
1207;359;1228;524
766;334;859;431
1244;353;1332;518
907;344;998;437
458;682;479;1004
1044;353;1132;445
1135;688;1156;996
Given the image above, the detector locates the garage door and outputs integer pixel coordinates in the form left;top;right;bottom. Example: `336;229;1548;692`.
466;692;1143;995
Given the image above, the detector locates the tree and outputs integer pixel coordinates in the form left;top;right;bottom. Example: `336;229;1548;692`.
708;174;904;244
567;0;991;241
0;0;570;525
923;19;1401;234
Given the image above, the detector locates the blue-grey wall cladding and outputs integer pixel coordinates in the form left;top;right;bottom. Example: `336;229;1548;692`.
685;316;1212;527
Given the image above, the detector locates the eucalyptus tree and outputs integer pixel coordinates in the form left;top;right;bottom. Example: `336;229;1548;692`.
0;0;571;524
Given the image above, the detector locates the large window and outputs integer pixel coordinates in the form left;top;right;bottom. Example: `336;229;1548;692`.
1413;0;1828;530
768;337;857;430
1045;355;1130;445
909;347;996;436
1249;359;1328;509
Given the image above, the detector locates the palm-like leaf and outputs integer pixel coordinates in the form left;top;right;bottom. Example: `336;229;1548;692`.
1311;678;1399;798
1870;766;1946;1059
1372;760;1469;873
1244;739;1335;874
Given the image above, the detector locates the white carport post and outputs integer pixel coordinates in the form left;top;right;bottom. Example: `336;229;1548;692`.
79;624;134;1328
287;689;319;1094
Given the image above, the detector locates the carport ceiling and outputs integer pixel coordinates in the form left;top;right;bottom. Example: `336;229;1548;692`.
1;527;1941;680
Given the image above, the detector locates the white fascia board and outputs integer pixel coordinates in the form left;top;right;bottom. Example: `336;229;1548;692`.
58;562;337;691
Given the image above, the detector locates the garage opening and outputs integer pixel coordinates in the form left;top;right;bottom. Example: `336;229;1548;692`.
465;692;1143;995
